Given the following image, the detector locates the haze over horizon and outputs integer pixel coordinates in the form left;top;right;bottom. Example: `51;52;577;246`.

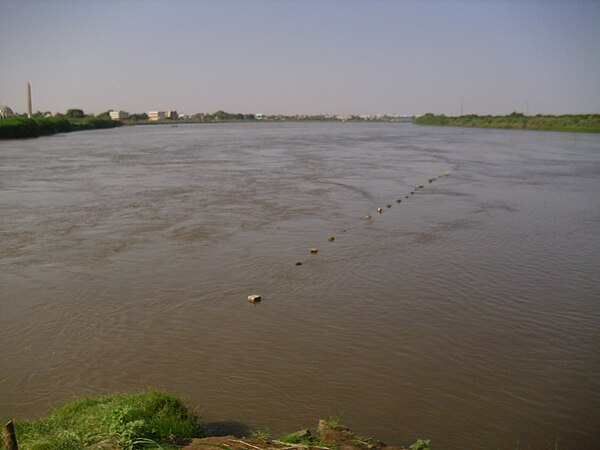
1;0;599;117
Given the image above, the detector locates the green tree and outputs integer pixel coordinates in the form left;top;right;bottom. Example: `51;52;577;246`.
66;109;85;118
96;110;111;119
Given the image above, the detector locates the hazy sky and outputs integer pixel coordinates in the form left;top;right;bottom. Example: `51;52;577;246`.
1;0;599;116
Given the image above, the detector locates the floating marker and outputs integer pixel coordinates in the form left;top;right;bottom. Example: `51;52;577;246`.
296;261;303;266
386;204;392;208
377;207;383;213
443;171;451;176
396;198;402;203
310;247;319;254
365;214;372;220
416;185;424;189
248;294;261;303
327;235;335;241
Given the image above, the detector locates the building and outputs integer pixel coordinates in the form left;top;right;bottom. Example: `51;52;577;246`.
148;111;166;121
109;110;129;121
165;110;178;120
0;104;15;119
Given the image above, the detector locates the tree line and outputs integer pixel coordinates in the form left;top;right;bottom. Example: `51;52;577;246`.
0;109;121;139
414;112;600;133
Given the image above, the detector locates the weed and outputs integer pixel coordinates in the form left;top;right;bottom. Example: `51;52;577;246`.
323;412;344;429
278;431;314;445
409;438;431;450
249;428;271;442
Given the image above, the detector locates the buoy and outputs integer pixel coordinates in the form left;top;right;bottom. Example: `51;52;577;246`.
410;191;414;195
377;207;383;213
248;294;261;303
296;261;303;266
396;198;402;203
429;178;435;183
310;247;319;254
365;214;372;220
386;204;392;208
416;185;424;189
443;171;450;176
327;235;335;241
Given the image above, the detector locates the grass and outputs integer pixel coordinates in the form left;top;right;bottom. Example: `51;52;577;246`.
409;438;431;450
248;428;271;442
277;431;314;446
4;389;203;449
323;412;344;430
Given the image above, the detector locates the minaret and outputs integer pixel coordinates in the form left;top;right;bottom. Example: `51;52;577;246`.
27;82;32;118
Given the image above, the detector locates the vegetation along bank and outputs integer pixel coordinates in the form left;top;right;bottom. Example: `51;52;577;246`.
413;112;600;133
1;389;429;450
0;110;121;140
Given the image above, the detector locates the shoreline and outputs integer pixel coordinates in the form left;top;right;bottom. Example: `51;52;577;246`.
0;116;121;140
413;113;600;133
2;390;419;450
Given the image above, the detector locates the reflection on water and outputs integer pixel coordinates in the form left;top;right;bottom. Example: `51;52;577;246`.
1;123;599;449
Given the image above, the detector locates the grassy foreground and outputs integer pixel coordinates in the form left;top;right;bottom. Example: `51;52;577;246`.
3;390;203;449
0;116;121;139
2;390;432;450
413;113;600;133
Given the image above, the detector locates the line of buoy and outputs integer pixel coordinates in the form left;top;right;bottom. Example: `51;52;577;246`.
249;171;451;303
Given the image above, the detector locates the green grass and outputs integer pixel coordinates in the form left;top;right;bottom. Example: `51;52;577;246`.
277;431;314;446
323;412;344;430
409;438;431;450
4;389;203;449
248;428;271;442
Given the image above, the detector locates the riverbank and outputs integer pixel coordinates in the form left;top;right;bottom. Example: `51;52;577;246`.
1;390;420;450
0;116;121;139
413;113;600;133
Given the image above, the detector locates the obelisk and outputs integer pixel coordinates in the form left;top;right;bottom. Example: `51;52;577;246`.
27;82;32;118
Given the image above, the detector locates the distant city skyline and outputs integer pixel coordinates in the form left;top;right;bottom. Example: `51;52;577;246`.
1;0;599;116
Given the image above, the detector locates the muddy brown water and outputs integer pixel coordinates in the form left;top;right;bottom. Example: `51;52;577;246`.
1;123;599;449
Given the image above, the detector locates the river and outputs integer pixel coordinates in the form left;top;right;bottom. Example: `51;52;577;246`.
1;122;599;449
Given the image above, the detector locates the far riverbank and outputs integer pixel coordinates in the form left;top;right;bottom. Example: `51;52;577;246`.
0;116;121;139
413;112;600;133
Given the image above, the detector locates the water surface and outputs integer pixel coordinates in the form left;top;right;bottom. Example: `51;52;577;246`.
1;123;599;449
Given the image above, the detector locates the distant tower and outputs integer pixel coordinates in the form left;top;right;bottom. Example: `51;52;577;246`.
27;82;32;118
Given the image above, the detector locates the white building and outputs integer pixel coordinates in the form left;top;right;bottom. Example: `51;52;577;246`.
109;110;129;121
0;104;15;119
166;110;178;120
148;111;166;121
